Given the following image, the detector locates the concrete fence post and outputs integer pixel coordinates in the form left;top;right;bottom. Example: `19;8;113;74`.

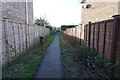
4;18;12;62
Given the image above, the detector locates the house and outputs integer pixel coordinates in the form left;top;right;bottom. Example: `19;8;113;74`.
1;0;33;25
80;0;119;25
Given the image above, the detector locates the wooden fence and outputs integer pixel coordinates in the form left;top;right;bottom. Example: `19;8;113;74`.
84;15;120;64
1;19;50;64
63;15;120;76
64;25;85;46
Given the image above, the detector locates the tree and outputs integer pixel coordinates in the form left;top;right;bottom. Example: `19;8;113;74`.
34;17;50;27
61;25;77;31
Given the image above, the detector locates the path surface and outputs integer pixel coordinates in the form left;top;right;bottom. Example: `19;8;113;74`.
34;33;62;78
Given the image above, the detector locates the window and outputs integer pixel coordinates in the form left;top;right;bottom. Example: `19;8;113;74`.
86;4;92;9
80;0;86;4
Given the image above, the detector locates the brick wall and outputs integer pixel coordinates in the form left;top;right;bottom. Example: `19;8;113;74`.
1;1;33;25
81;2;118;25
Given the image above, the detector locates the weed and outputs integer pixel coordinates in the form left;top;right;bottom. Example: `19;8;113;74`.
60;33;120;78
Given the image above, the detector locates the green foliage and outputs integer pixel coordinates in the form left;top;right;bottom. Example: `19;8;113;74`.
86;48;120;73
34;17;50;26
61;25;77;31
46;26;53;31
44;34;56;47
64;48;69;52
14;53;44;78
57;27;61;32
59;33;65;46
105;61;120;69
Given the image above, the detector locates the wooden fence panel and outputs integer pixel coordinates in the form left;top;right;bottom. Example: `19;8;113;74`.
104;21;113;59
78;26;81;44
86;25;89;47
80;26;84;45
8;22;15;58
76;26;79;44
94;24;99;51
15;23;20;54
98;22;105;56
116;22;120;62
22;25;26;51
1;19;50;64
90;24;94;48
2;21;8;63
115;22;120;76
26;25;29;49
19;24;23;52
84;25;87;46
29;26;32;47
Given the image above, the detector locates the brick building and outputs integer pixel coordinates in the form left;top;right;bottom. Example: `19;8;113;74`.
80;0;119;25
1;1;33;25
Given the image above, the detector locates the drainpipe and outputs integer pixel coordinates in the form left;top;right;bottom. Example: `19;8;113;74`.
26;0;28;24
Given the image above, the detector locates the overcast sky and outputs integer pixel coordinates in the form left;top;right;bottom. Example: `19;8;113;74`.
33;0;81;27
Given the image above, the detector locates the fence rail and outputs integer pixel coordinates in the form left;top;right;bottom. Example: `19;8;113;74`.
1;19;50;64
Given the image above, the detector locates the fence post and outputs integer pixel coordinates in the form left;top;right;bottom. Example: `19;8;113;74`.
88;22;91;49
4;18;12;62
110;15;120;64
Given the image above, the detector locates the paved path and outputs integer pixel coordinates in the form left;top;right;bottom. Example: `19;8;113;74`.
34;33;62;78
